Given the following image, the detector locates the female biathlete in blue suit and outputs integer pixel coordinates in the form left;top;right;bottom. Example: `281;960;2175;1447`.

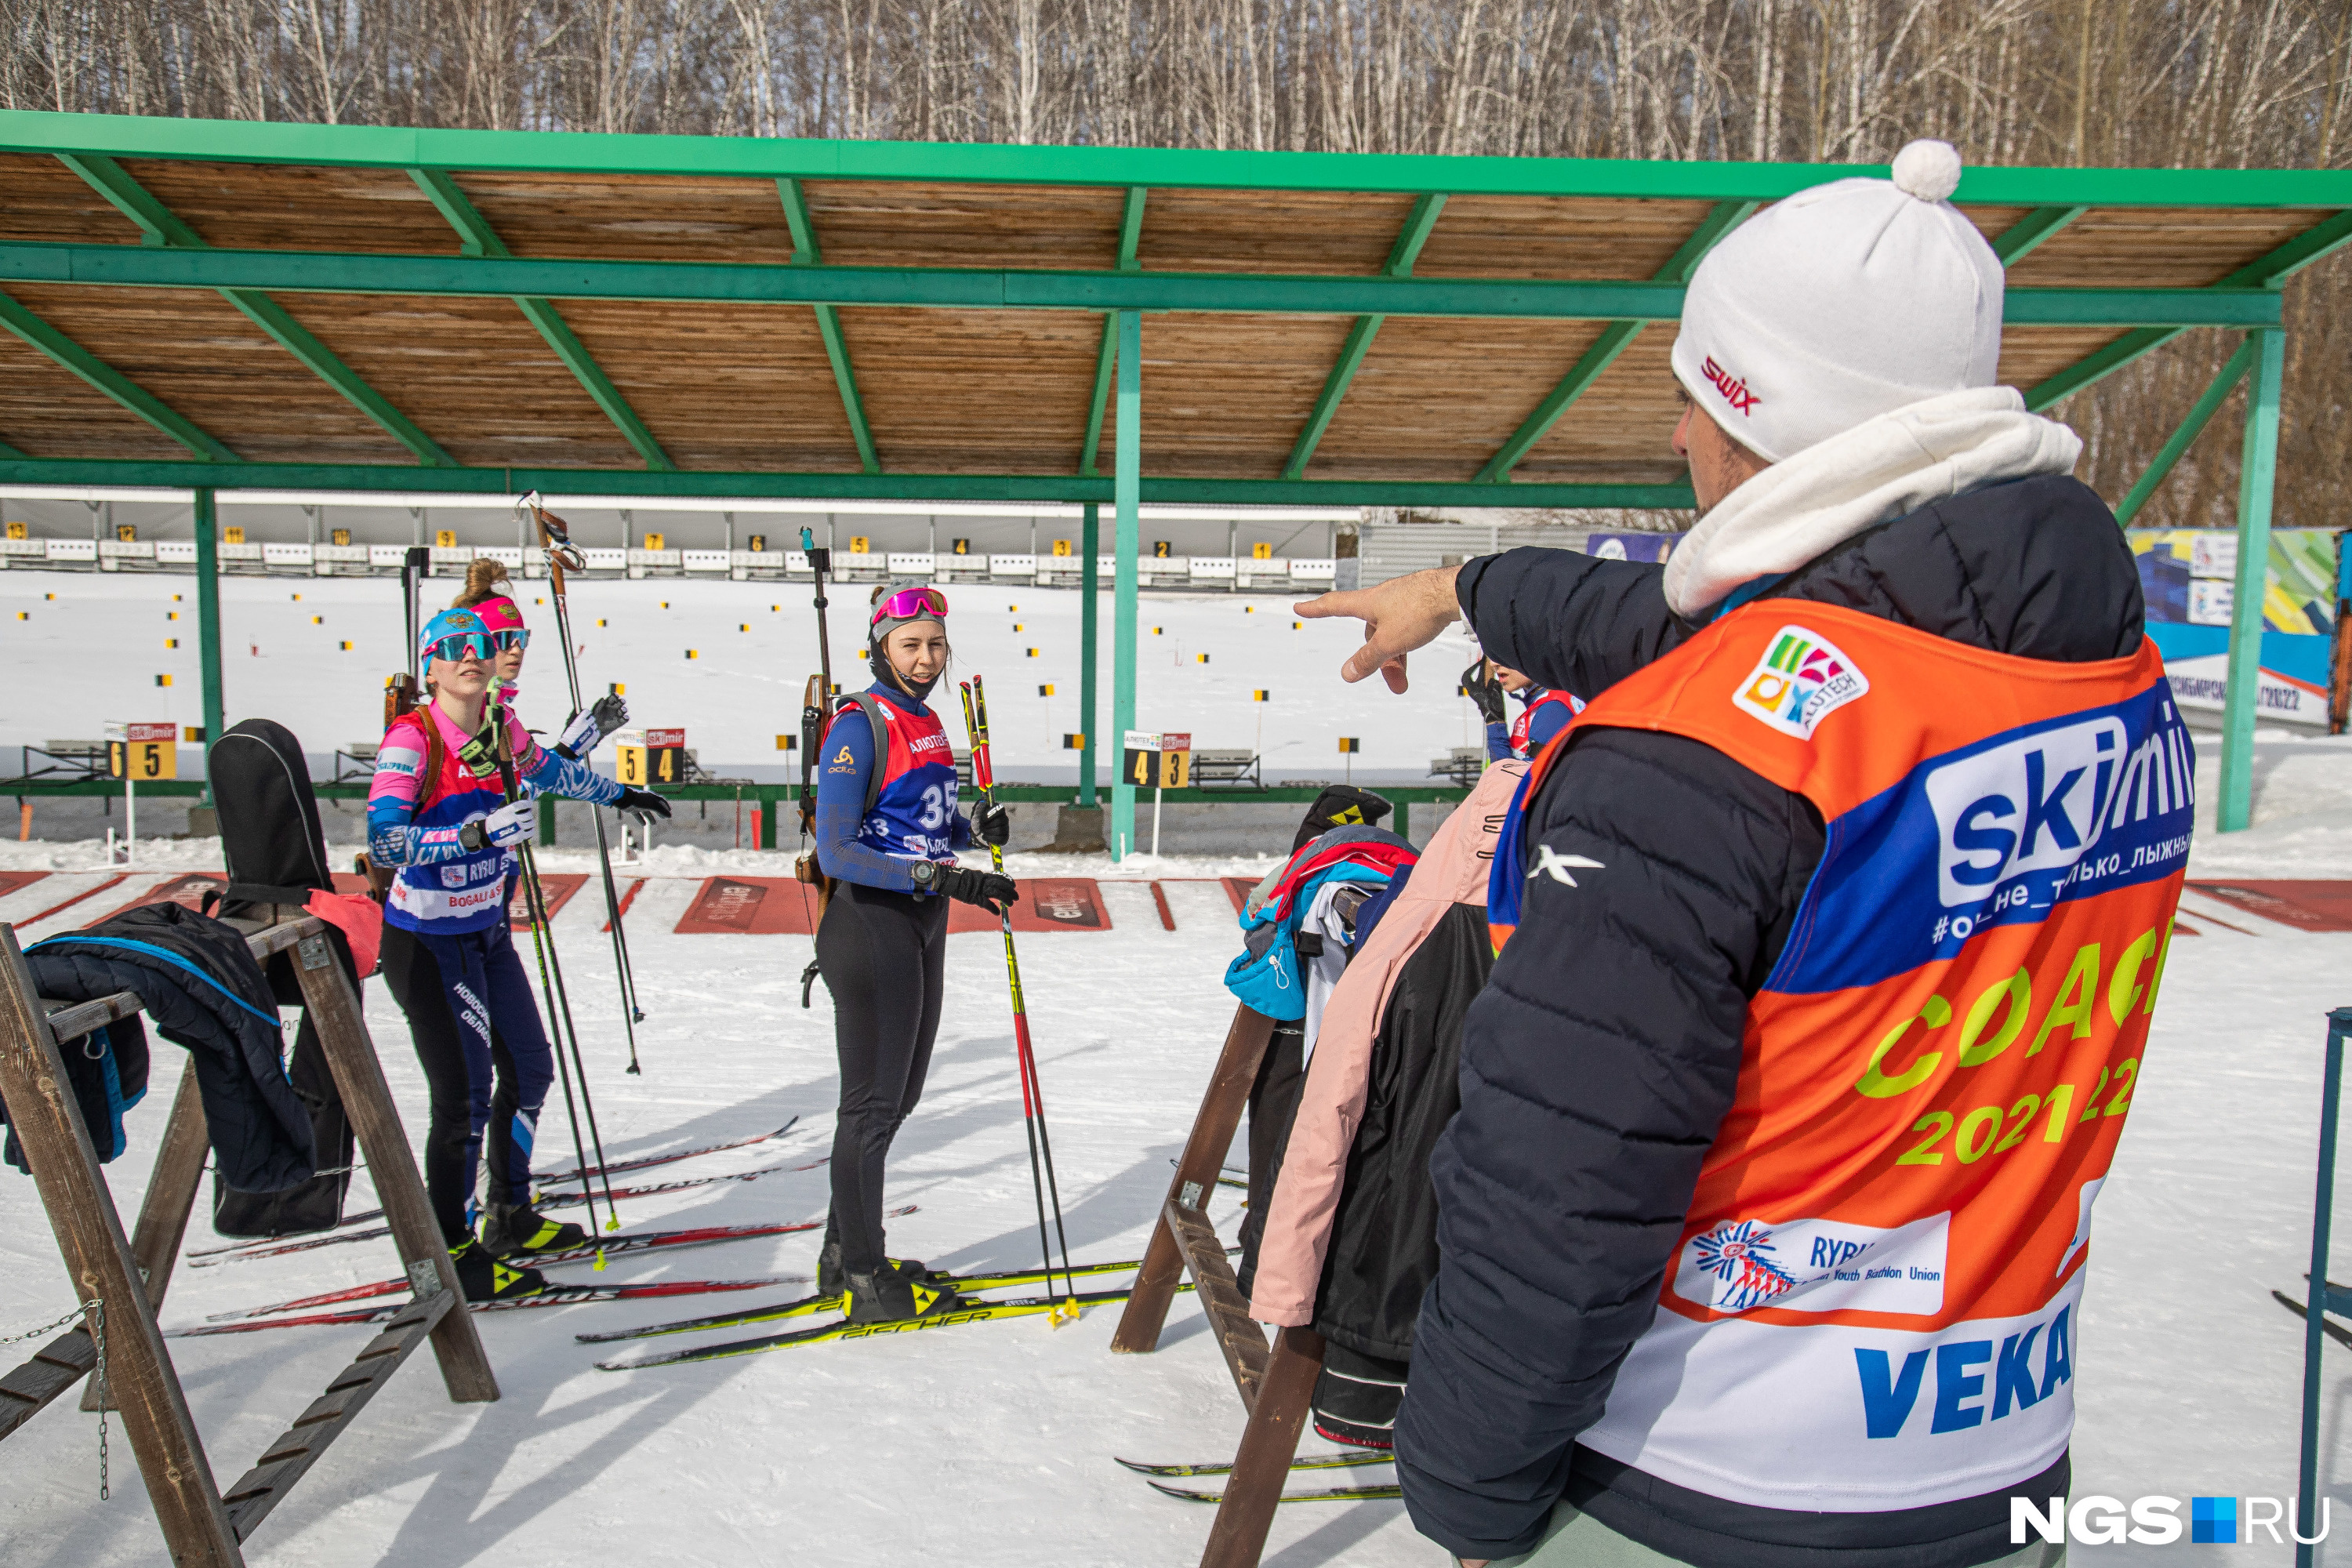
368;606;669;1301
813;583;1015;1323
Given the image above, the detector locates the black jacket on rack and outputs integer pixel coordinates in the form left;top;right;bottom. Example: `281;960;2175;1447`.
16;901;314;1192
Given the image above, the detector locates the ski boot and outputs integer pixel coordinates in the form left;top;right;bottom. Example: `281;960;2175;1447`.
818;1238;939;1298
448;1236;549;1303
482;1202;590;1258
844;1268;967;1325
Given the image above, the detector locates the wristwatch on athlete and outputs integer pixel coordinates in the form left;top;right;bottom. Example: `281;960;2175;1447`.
909;860;942;891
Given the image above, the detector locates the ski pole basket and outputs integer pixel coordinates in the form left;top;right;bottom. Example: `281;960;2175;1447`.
0;911;498;1565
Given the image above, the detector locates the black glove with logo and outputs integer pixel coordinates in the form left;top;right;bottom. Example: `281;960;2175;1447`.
932;865;1019;915
976;802;1013;847
1461;660;1506;726
554;692;630;760
616;787;672;826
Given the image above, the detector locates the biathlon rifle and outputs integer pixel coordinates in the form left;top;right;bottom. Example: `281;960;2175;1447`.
795;527;837;1006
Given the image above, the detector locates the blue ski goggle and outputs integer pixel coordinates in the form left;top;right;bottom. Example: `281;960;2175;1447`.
490;627;530;652
423;630;496;665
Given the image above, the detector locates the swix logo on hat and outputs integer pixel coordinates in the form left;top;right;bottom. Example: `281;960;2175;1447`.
1733;626;1868;739
1701;354;1762;415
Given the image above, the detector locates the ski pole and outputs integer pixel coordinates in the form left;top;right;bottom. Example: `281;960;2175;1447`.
494;712;622;1237
523;493;648;1074
960;676;1080;1319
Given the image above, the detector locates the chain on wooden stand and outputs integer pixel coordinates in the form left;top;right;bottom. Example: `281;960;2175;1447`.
2;1295;107;1497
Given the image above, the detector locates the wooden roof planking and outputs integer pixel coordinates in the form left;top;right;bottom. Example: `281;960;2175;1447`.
0;111;2346;506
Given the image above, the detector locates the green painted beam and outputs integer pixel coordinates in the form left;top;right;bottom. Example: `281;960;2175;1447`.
0;453;1694;508
59;153;455;466
194;488;223;763
1991;205;2089;266
0;240;2286;331
2114;336;2256;524
2027;209;2352;410
1080;500;1100;808
1117;186;1147;270
407;167;673;470
779;177;879;474
0;434;27;459
1283;315;1385;479
1080;189;1148;478
0;287;236;460
1078;314;1118;477
6;110;2351;208
1283;193;1448;480
1109;309;1141;861
1475;198;1759;484
2218;328;2285;833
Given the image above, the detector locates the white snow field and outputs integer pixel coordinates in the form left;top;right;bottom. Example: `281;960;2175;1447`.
3;562;2351;1565
0;570;1488;780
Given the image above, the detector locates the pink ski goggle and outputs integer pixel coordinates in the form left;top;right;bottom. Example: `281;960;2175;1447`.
871;586;949;626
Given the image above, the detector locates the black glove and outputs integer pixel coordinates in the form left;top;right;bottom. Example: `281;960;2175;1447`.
937;866;1019;916
615;787;672;826
975;802;1012;847
555;692;630;760
1461;660;1506;726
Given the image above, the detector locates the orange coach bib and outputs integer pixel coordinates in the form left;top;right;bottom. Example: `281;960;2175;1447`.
1522;603;2191;1512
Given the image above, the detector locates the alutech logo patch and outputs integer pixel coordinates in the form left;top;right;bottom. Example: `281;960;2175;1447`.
1733;626;1869;739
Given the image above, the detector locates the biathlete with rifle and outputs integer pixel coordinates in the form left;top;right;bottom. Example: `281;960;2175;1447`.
367;604;668;1301
811;582;1017;1324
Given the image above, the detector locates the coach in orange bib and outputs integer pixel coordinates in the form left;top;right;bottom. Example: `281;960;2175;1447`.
1298;140;2188;1567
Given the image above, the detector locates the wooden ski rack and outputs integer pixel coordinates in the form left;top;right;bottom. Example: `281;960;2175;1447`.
0;910;497;1566
1110;1003;1334;1568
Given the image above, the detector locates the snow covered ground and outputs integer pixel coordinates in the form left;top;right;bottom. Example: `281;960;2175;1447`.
4;561;2352;1563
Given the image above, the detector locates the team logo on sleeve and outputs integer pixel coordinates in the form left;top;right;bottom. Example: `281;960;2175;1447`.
1733;626;1868;740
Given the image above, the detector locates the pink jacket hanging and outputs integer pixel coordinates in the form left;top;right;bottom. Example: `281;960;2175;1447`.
1247;760;1527;1327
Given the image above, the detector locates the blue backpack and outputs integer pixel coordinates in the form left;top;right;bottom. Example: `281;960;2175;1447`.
1223;828;1417;1020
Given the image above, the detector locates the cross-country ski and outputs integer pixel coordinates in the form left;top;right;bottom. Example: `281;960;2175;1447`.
1147;1481;1403;1505
171;1275;808;1337
206;1221;821;1321
575;1250;1149;1344
597;1283;1194;1370
182;1120;806;1260
1113;1449;1393;1479
187;1160;829;1265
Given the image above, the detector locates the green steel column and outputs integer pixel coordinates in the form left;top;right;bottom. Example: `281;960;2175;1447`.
1080;499;1100;808
1109;310;1142;860
2217;328;2285;833
194;489;224;786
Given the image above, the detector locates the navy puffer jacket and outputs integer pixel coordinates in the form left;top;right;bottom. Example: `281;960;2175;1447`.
1396;474;2143;1566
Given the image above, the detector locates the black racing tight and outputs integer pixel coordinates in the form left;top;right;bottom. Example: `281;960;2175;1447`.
815;881;948;1276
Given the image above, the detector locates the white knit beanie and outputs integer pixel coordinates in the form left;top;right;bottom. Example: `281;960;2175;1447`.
1669;140;2004;463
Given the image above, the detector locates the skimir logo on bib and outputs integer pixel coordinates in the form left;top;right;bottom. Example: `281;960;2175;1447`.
2013;1494;2328;1547
1733;627;1868;740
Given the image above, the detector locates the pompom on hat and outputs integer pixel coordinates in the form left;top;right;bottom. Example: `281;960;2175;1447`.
1670;138;2003;463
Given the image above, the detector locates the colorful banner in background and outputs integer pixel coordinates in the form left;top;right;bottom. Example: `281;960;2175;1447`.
2127;528;2343;726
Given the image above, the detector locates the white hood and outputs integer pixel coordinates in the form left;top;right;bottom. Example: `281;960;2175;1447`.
1661;387;2084;619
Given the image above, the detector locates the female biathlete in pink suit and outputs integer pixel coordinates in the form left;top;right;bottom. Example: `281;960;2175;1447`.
367;604;666;1301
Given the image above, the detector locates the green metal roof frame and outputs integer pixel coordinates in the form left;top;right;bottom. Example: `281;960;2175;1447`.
0;108;2345;508
6;111;2350;205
